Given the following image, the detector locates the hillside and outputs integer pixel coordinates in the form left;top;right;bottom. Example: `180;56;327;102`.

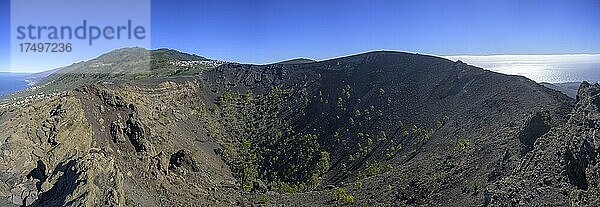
275;58;317;64
3;48;224;101
540;82;581;99
0;48;597;206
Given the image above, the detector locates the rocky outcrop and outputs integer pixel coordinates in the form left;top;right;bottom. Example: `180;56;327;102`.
109;121;127;143
169;149;200;173
33;153;125;206
0;95;93;206
98;90;127;108
37;104;66;146
564;82;600;204
489;82;600;206
518;112;551;155
125;116;151;153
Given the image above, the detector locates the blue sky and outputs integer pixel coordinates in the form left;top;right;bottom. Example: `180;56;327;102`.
0;0;8;71
2;0;600;72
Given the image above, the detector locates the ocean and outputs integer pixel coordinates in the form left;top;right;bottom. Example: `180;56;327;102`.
0;72;30;97
445;54;600;83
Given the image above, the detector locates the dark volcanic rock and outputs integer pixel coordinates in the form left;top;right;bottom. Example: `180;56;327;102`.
489;82;600;206
518;112;551;155
99;90;127;107
0;49;592;206
109;121;127;143
169;149;200;172
125;116;150;152
252;179;268;193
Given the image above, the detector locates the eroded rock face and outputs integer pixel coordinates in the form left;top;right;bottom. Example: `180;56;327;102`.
518;112;551;155
0;95;93;206
169;149;200;173
38;104;66;146
564;82;600;204
489;82;600;206
110;121;127;143
33;153;125;206
99;90;127;108
125;116;150;152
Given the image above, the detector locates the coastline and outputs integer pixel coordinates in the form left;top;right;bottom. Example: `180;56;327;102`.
0;72;30;97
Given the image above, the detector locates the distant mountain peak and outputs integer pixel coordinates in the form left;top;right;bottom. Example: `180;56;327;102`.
274;58;316;64
14;47;223;96
151;48;209;61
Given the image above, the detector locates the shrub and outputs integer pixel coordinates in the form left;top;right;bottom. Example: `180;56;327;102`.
332;188;354;204
453;138;471;152
378;131;387;141
367;162;381;175
317;151;331;174
354;110;362;117
354;181;363;190
218;91;234;106
260;195;270;204
276;182;299;194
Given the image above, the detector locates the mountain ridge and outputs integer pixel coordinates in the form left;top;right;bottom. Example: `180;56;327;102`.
0;47;597;206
